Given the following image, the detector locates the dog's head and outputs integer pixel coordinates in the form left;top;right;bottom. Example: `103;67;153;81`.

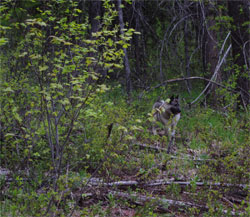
170;95;180;106
170;95;181;114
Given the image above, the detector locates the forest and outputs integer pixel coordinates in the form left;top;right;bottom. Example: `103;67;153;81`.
0;0;249;216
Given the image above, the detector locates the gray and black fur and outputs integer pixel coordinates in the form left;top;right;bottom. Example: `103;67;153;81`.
152;95;181;153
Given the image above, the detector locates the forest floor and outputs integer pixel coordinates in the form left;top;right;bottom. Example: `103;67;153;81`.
1;95;250;216
71;125;250;217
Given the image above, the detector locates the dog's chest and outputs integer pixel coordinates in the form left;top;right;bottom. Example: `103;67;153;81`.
161;110;172;120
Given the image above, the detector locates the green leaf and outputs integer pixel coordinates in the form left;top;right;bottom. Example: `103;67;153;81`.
29;54;41;59
39;66;48;71
0;37;8;46
33;152;40;157
14;113;22;123
5;133;15;138
86;58;92;66
4;87;14;92
60;99;70;105
165;98;170;103
107;38;113;46
19;52;28;57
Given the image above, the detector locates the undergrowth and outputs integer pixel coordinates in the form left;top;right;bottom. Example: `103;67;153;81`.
1;85;250;216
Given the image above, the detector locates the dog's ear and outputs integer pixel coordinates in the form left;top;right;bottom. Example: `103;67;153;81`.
170;95;174;102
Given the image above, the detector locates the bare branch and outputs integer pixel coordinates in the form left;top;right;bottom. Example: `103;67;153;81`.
139;75;250;101
243;40;250;69
191;44;232;105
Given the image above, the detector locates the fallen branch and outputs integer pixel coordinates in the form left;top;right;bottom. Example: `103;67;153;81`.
109;190;239;215
87;177;249;190
110;190;207;209
222;196;236;208
145;180;249;189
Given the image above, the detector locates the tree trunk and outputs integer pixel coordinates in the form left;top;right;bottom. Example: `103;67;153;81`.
228;0;250;106
117;0;132;97
89;0;101;33
183;0;191;93
133;0;143;79
88;1;104;77
201;2;220;103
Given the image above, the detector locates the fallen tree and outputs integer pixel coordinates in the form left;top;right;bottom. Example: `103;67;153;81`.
109;190;240;216
88;178;249;189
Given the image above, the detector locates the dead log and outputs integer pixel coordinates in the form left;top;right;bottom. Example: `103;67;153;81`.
109;190;239;215
88;178;249;189
146;180;249;190
110;190;207;209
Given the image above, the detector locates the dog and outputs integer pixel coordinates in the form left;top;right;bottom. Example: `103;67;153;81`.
152;95;181;153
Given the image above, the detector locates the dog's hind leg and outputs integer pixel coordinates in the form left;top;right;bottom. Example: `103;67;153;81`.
152;121;158;135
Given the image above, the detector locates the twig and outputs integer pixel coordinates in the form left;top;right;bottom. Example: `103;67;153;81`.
227;196;243;204
222;196;236;208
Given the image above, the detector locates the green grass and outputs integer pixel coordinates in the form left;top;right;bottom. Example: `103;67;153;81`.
1;85;250;216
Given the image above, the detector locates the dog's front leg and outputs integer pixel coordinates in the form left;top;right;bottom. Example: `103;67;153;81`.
167;136;174;153
167;114;180;153
166;126;174;153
